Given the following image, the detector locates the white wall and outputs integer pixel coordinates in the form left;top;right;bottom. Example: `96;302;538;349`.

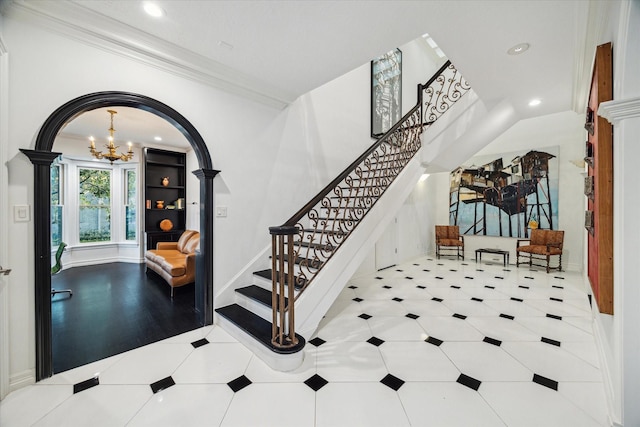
0;13;441;389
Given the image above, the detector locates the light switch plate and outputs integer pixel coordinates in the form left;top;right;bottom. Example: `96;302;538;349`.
216;206;228;217
14;205;30;222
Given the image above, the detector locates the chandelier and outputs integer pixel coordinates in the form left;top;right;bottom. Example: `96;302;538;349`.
88;109;134;163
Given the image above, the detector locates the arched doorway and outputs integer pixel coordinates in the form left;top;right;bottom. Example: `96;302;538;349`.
21;91;219;381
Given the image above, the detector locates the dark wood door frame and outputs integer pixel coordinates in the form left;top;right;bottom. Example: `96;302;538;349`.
21;91;219;380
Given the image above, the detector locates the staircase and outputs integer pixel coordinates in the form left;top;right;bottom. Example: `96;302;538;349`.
216;61;471;370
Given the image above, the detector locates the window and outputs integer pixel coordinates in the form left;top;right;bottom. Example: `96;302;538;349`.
78;168;111;243
125;169;137;241
51;162;63;247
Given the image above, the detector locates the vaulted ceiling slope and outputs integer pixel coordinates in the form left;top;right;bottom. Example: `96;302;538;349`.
3;0;593;117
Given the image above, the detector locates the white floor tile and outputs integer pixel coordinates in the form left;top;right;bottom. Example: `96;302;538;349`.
399;299;454;316
316;383;410;427
221;383;315;427
127;384;233;427
33;385;151;427
440;342;532;381
316;341;387;382
379;341;460;381
0;384;72;427
41;353;125;385
465;316;541;342
480;382;602;427
172;342;253;384
99;342;193;385
416;316;485;342
315;313;372;341
367;316;430;341
399;382;506;427
558;382;609;426
441;299;501;316
515;317;594;342
501;342;603;382
244;350;316;383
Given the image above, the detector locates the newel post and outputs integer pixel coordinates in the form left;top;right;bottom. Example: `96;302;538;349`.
269;225;299;348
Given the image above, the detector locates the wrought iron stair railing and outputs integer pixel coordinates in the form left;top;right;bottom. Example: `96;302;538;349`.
269;60;470;349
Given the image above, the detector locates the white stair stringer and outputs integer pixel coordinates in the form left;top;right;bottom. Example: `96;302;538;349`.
294;152;425;340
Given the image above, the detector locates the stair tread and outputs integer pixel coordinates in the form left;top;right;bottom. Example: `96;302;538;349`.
215;304;305;354
293;241;335;251
236;284;287;308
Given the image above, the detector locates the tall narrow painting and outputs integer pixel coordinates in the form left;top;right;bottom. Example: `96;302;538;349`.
449;147;559;238
371;49;402;138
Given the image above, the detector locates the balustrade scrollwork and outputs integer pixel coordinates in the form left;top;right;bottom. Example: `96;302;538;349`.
269;60;470;349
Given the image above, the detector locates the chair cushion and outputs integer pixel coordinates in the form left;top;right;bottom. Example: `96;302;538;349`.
159;257;187;277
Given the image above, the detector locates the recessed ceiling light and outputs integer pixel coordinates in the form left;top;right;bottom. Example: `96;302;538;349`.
507;43;530;56
529;99;541;107
154;136;162;141
143;2;165;18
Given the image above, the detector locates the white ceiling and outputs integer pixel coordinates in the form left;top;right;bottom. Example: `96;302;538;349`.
5;0;594;146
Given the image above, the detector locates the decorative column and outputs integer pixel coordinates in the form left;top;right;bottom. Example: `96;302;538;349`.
19;149;61;380
192;168;220;325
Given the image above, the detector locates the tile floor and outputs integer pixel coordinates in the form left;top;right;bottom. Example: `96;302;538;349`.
0;256;609;426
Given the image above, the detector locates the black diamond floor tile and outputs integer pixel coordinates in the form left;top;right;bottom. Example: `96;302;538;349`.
353;297;363;302
228;375;252;392
550;297;563;302
511;297;524;302
451;285;461;289
432;297;443;302
348;285;358;289
500;313;515;320
494;276;504;279
406;313;420;319
484;285;495;289
471;297;483;302
546;313;563;320
416;285;426;289
461;263;469;266
392;297;404;302
425;336;443;346
553;285;564;289
380;374;405;391
483;336;502;346
465;276;474;279
375;277;383;280
73;376;99;394
453;313;467;320
519;285;530;289
423;269;431;272
396;269;404;272
304;374;328;391
533;373;558;391
309;337;326;347
554;276;565;280
449;269;457;272
541;337;561;347
435;276;444;280
476;269;484;272
525;276;534;279
367;336;385;347
359;313;372;320
405;276;413;280
191;338;209;348
150;376;175;394
383;285;392;289
457;373;481;391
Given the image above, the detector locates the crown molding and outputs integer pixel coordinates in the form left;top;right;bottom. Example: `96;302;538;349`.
599;97;640;125
4;0;292;109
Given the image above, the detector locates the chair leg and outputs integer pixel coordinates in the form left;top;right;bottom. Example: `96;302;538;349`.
546;254;551;273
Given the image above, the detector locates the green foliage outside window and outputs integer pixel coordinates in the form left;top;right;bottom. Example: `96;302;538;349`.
79;168;111;243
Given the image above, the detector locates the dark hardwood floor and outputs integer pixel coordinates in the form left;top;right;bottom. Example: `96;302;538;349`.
51;262;201;373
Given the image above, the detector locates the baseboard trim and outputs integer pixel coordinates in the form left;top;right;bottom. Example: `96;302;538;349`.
592;305;621;427
9;369;35;393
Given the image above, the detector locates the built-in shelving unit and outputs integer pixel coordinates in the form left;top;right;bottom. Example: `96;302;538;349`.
144;148;186;250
